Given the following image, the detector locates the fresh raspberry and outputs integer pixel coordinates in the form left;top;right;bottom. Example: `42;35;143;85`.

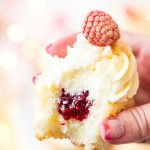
82;10;120;47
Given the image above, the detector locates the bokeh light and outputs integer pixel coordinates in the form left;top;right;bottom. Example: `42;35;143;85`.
0;51;18;70
7;24;26;43
145;12;150;22
0;124;11;143
22;39;41;59
27;0;47;16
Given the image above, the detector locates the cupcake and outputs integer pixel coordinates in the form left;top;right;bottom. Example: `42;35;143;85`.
33;10;139;150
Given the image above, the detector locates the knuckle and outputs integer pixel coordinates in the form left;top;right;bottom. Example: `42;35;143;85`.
130;107;149;139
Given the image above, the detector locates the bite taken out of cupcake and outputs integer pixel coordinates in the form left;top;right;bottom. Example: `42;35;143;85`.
33;10;139;150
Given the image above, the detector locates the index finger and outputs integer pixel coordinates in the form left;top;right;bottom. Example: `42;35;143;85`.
46;31;146;58
121;31;150;57
46;33;78;58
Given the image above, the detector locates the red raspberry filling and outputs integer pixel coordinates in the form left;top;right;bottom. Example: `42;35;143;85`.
57;89;94;121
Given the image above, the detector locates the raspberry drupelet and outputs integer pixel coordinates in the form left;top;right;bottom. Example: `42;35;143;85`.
82;10;120;47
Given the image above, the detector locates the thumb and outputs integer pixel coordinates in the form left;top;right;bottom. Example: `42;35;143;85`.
99;103;150;144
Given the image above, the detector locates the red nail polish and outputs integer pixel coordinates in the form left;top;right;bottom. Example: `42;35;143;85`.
100;119;125;140
46;43;52;54
32;73;41;84
102;121;112;140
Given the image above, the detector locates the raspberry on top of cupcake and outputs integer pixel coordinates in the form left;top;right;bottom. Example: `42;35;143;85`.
82;10;120;47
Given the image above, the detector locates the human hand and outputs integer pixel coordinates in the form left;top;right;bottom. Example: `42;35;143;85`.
46;32;150;144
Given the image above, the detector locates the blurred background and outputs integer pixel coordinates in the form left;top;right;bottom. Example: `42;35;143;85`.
0;0;150;150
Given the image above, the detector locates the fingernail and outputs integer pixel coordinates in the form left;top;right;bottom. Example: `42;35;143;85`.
32;73;41;84
99;119;125;140
46;43;52;54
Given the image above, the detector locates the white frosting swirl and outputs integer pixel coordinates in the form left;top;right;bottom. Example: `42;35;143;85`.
37;34;139;103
